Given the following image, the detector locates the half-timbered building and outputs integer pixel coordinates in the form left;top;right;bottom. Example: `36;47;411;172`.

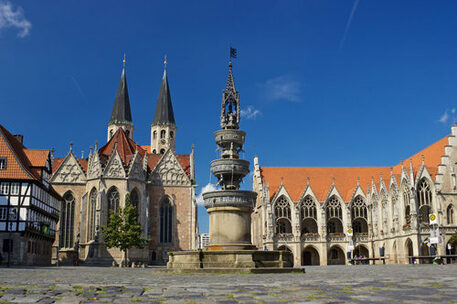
0;125;61;265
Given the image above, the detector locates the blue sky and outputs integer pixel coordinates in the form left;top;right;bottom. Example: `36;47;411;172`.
1;1;457;233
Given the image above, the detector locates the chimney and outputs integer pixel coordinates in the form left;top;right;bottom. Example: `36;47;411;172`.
13;134;23;144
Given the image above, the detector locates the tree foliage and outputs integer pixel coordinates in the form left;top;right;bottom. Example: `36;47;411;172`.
101;193;149;253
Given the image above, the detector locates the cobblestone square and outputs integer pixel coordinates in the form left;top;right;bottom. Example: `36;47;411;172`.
0;265;456;303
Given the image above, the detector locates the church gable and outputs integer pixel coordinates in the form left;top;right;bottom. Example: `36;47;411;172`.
51;152;86;184
128;151;145;181
150;149;190;186
103;149;126;178
87;150;102;179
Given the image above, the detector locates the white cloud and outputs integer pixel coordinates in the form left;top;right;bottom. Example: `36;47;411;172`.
258;75;302;102
439;108;455;124
195;183;217;205
241;106;261;119
0;1;31;38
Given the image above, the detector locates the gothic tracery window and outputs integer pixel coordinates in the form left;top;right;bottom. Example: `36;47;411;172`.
160;197;173;243
130;189;140;219
403;186;411;225
59;191;75;248
300;196;317;234
351;196;368;233
160;130;166;139
88;188;97;241
274;196;292;234
107;187;120;215
326;196;343;234
417;179;432;226
447;205;455;225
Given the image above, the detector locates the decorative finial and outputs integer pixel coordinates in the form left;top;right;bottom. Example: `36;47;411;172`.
164;54;167;70
70;141;73;152
122;53;126;67
380;172;383;178
332;176;335;185
89;145;93;155
81;150;85;159
280;176;283;185
192;144;195;151
357;176;360;185
306;176;310;186
421;154;425;163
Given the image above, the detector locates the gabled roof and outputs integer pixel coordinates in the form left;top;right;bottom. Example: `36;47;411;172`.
261;134;450;202
109;66;133;126
52;158;88;173
0;124;50;182
99;128;146;165
152;69;175;126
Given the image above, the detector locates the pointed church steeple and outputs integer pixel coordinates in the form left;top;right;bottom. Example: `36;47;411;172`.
220;61;240;129
152;57;175;126
150;56;177;154
107;54;134;142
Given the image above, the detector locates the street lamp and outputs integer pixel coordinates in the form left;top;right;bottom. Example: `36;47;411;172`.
7;208;17;268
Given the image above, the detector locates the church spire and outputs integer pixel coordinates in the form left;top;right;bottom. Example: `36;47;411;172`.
152;56;175;126
150;56;177;154
107;54;134;141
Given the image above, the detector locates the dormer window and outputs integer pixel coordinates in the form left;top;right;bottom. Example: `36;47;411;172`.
0;158;6;170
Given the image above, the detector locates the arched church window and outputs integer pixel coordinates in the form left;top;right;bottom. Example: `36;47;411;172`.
107;187;120;218
88;188;97;241
417;179;432;226
60;191;75;248
326;196;343;234
403;186;411;225
130;189;140;220
447;205;455;225
351;196;368;233
153;149;156;154
300;196;317;234
160;197;173;243
274;196;292;234
153;131;157;140
160;130;166;139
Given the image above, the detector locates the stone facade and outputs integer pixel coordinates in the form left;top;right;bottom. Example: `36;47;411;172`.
50;62;198;265
252;125;457;266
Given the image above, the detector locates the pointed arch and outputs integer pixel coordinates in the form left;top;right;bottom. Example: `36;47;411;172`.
60;191;75;248
274;195;292;234
325;196;343;234
447;205;455;225
417;178;432;226
88;188;97;241
300;195;318;234
351;195;368;233
130;188;140;209
160;196;173;243
402;182;411;225
107;186;120;217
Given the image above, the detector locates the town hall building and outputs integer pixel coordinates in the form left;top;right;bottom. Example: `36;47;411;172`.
252;127;457;266
50;60;198;265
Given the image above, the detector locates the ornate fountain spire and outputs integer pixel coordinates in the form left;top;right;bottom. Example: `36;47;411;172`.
220;62;240;130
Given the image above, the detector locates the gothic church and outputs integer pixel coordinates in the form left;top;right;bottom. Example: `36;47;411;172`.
50;61;197;265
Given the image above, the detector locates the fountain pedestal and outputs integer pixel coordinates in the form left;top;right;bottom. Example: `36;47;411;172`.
167;61;299;273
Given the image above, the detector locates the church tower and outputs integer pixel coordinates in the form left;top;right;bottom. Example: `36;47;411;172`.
150;58;176;154
107;56;134;142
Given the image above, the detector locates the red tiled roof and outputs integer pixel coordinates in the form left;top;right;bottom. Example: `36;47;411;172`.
52;157;88;174
25;149;49;167
99;128;146;165
261;134;450;202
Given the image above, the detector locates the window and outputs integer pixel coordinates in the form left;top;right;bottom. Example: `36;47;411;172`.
130;189;139;220
10;183;20;195
160;130;166;139
160;197;173;243
170;131;174;139
107;187;120;215
88;188;97;241
9;207;17;220
417;179;432;225
153;131;157;140
300;196;317;234
403;186;411;225
351;196;368;233
326;196;343;234
447;205;455;225
160;149;165;154
0;207;6;220
0;183;8;195
0;158;6;170
59;191;75;248
2;239;12;253
152;149;156;154
274;196;292;234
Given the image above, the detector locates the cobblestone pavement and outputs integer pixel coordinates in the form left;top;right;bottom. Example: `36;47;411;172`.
0;265;456;303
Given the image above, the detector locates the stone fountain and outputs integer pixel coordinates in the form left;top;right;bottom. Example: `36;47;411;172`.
167;61;295;272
